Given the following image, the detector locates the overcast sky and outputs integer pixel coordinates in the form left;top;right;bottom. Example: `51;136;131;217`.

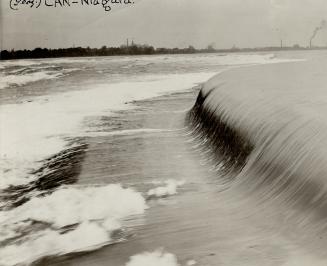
1;0;327;50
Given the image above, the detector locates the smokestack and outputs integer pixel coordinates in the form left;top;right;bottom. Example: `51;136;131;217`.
310;20;327;48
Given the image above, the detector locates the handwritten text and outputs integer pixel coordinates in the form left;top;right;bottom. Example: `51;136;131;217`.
9;0;134;12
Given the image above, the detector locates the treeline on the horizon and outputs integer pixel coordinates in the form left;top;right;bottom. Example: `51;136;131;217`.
1;43;326;60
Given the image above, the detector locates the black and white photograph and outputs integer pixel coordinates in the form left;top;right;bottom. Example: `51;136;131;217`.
1;0;327;265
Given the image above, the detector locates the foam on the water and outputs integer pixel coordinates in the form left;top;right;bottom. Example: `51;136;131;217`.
0;72;215;189
0;60;44;69
0;53;295;91
75;128;176;138
0;53;299;265
126;250;180;266
0;184;147;265
147;179;185;198
0;222;110;266
0;71;63;90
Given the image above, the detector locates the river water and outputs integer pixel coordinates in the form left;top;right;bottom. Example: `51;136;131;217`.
0;51;325;266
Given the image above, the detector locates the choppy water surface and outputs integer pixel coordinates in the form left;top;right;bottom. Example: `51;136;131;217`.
1;51;326;266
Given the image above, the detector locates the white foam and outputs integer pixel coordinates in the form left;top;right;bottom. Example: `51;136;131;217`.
0;222;110;266
0;71;63;90
126;250;180;266
0;184;147;231
0;53;299;265
1;53;289;189
0;72;215;189
147;179;185;198
0;54;293;190
0;184;147;265
186;260;197;266
0;60;43;69
113;53;299;68
78;128;175;138
40;57;100;65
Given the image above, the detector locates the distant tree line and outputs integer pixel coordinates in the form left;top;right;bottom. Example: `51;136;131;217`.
0;44;210;60
0;45;152;60
1;43;326;60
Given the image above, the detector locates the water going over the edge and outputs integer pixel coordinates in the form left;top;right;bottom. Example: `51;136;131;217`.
1;51;326;266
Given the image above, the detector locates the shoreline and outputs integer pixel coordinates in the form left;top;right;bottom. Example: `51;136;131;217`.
1;47;326;61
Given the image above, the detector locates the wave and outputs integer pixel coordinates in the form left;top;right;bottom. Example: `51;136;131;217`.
0;177;187;265
0;143;88;210
0;72;215;191
0;71;63;90
186;59;327;229
0;184;147;266
0;53;297;91
0;53;294;191
0;61;81;90
0;60;44;69
0;54;304;265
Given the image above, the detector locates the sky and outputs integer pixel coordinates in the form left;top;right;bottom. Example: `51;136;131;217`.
1;0;327;50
